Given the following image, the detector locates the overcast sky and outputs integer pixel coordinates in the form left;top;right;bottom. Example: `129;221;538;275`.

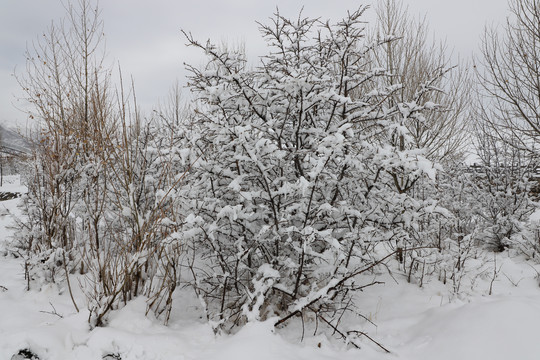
0;0;509;129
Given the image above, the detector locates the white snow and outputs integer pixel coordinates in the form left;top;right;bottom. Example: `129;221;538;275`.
0;175;26;194
1;183;540;359
529;208;540;224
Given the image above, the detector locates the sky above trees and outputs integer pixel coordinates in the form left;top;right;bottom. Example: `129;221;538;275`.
0;0;508;128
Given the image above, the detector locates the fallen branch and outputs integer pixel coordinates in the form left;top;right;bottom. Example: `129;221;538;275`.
275;246;433;327
347;330;391;353
272;247;434;351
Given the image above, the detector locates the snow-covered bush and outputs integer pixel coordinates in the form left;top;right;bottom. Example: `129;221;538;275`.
12;0;106;291
474;0;540;258
17;0;530;340
181;8;446;334
81;111;189;326
14;0;190;326
472;125;537;253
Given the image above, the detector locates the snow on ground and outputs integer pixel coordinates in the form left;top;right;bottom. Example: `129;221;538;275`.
0;175;27;194
1;182;540;360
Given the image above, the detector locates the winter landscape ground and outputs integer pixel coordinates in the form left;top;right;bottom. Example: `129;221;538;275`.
2;0;540;358
2;175;540;360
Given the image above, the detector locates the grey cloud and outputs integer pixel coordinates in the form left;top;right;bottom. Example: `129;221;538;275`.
1;0;508;126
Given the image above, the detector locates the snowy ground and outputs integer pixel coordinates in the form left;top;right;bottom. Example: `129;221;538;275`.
1;177;540;360
0;174;26;194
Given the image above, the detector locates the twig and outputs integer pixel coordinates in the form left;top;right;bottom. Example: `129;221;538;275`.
502;272;523;287
316;312;391;353
347;330;391;353
39;302;63;319
62;251;80;313
300;312;305;342
350;281;386;292
316;312;360;349
488;253;502;296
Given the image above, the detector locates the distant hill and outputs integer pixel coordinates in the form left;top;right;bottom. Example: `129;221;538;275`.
0;124;31;154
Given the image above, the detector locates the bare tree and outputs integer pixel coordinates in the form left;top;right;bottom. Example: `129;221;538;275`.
16;0;112;255
14;0;187;326
369;0;472;164
471;0;540;253
13;1;116;318
477;0;540;155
